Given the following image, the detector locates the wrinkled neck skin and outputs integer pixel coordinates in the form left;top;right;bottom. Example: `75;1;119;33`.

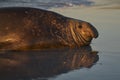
68;19;92;47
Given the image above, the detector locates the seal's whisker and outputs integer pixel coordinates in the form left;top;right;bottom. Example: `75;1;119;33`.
73;28;82;46
77;30;90;46
70;23;79;46
77;32;86;45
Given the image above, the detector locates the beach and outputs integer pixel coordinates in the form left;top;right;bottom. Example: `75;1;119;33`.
0;0;120;80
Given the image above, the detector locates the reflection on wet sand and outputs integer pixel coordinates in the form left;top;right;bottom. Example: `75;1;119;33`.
0;46;99;80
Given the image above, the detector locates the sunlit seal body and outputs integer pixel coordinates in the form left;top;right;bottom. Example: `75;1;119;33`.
0;7;98;50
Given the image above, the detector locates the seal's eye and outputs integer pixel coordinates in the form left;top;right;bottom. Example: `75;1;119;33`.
78;25;82;29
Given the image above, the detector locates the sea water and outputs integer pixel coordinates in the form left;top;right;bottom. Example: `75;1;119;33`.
0;0;94;9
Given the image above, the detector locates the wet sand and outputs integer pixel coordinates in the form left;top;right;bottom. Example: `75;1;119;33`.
50;6;120;80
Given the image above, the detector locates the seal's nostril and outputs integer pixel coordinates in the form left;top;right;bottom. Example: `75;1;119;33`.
90;26;99;38
94;32;99;38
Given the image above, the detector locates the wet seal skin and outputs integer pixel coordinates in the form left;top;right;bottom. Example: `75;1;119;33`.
0;7;99;50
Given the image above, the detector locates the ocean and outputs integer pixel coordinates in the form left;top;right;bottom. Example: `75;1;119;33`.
0;0;94;9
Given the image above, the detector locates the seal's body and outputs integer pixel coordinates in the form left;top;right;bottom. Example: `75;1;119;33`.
0;7;98;50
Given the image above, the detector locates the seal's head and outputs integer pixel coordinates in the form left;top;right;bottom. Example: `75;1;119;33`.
69;19;98;46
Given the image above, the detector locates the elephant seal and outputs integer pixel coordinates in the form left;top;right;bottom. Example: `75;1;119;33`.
0;7;98;50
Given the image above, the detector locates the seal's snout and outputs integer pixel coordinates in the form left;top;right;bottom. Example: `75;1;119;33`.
89;24;99;38
82;22;99;39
